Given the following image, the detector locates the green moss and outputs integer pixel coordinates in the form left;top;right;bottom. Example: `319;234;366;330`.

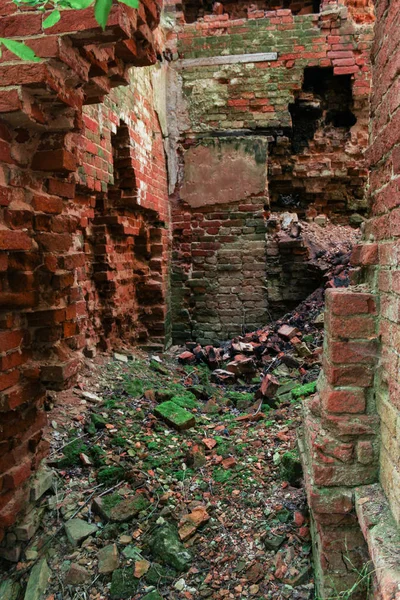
213;468;233;483
59;438;89;467
280;450;303;485
145;563;176;585
90;445;106;467
291;381;317;400
154;401;195;429
226;391;254;410
110;569;139;599
102;493;123;512
97;466;126;484
91;413;107;429
123;378;144;398
175;468;194;481
170;392;198;410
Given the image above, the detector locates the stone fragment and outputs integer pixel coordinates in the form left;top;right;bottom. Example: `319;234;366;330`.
98;544;119;574
232;342;254;353
314;214;328;227
259;374;279;398
178;505;210;541
293;342;312;357
110;569;139;599
222;457;236;469
249;584;259;595
81;391;103;403
264;533;287;551
285;565;311;586
226;357;256;376
93;494;149;522
203;399;220;414
24;559;51;600
246;562;264;583
64;563;90;585
175;578;186;590
64;519;98;547
30;468;54;502
122;545;142;560
142;593;163;600
154;401;195;431
210;369;236;384
0;545;22;562
114;352;129;363
79;453;92;466
119;534;132;545
277;325;299;340
149;524;192;571
15;508;45;542
178;351;196;364
0;579;20;600
134;559;150;577
313;312;324;328
187;444;207;468
280;451;303;485
202;438;217;450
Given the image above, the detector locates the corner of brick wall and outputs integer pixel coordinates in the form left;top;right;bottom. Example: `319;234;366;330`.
299;286;380;598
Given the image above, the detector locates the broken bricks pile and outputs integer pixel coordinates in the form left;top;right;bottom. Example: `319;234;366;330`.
177;289;325;417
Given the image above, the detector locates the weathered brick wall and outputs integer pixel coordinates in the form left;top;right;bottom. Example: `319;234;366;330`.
362;0;400;528
300;287;380;597
168;0;373;343
175;5;372;218
171;136;269;343
302;0;400;595
0;2;170;543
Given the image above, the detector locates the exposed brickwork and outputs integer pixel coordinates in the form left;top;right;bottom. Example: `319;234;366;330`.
171;136;269;343
362;0;400;531
0;2;170;543
174;5;372;219
168;0;373;343
303;0;400;590
300;287;380;597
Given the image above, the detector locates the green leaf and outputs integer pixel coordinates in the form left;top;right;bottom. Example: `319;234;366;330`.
67;0;94;8
0;38;41;62
118;0;139;7
94;0;112;29
42;9;61;28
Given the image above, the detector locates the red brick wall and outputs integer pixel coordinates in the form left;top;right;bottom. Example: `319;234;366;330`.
300;288;379;598
361;0;400;526
0;2;169;542
168;0;374;342
302;0;400;595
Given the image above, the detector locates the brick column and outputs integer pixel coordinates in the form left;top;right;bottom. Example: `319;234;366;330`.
299;287;380;598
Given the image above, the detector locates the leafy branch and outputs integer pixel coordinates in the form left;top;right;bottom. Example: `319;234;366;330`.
0;0;140;61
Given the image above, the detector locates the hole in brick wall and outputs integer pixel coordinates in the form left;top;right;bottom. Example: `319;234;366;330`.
268;67;360;217
182;0;319;23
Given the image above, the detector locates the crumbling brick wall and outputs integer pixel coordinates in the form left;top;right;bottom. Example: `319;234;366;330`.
0;1;170;543
167;0;373;343
302;0;400;596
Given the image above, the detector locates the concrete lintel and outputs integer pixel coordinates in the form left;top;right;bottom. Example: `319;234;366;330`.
176;52;278;69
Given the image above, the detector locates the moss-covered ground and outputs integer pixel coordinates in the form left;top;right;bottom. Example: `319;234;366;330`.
2;348;315;600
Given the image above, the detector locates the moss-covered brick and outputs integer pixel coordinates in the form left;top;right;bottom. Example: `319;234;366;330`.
154;401;196;431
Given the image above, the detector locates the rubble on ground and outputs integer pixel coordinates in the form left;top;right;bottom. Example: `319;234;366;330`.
0;286;331;599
